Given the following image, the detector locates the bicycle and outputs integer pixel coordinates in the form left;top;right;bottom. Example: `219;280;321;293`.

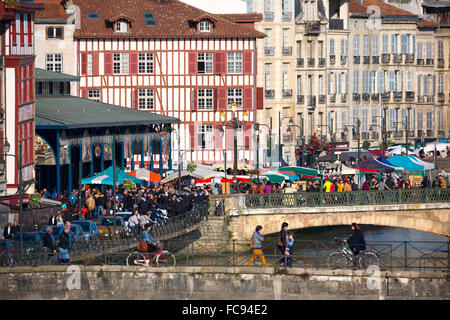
126;243;176;267
327;238;379;270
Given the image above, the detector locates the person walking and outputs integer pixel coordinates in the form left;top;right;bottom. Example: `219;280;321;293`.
247;225;268;267
86;193;95;220
276;222;290;267
10;220;19;237
3;223;13;239
41;226;57;265
286;233;294;268
57;224;72;264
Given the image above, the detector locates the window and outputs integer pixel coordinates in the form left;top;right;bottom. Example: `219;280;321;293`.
319;75;323;95
307;41;313;58
363;35;369;56
198;125;213;149
330;38;335;56
296;40;302;58
199;21;211;32
138;53;154;74
197;52;213;74
362;108;368;132
426;41;432;59
227;88;243;109
389;108;397;131
372;108;378;127
340;39;345;56
282;0;290;15
391;34;398;54
88;90;100;102
198;89;213;110
86;13;99;19
47;27;63;39
424;75;429;96
362;70;369;93
353;35;359;56
426;110;432;130
282;29;289;48
138;89;154;110
143;12;156;26
46;54;62;73
282;63;289;90
382;34;388;54
265;63;271;90
297;75;302;95
438;40;443;59
401;34;407;54
115;21;128;33
113;53;129;74
438;74;444;93
87;53;93;76
227;52;242;74
337;73;342;93
265;29;271;47
417;41;423;59
417;110;423;130
353;70;359;93
406;70;413;92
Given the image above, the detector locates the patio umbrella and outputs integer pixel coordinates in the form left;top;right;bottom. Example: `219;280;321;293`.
260;172;289;184
81;166;143;185
275;166;319;176
128;168;161;183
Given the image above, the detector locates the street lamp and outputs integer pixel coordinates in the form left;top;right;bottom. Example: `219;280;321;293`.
255;123;272;180
278;112;292;165
168;126;182;192
220;104;250;183
3;139;23;254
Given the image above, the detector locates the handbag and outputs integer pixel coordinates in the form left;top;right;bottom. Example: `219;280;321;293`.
137;241;148;252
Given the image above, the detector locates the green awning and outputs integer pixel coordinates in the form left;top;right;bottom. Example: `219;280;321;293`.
35;68;80;82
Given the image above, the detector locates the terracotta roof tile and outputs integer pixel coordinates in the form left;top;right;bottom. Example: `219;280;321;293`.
349;0;415;17
215;13;263;23
73;0;265;39
35;0;69;20
418;18;438;27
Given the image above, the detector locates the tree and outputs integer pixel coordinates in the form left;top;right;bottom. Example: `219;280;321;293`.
187;162;197;173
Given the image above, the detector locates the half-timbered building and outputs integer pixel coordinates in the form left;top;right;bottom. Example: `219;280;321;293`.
73;0;265;168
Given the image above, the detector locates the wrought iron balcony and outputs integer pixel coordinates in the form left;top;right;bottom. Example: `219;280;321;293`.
394;131;403;138
264;47;274;56
426;58;434;65
426;95;434;103
438;59;444;68
318;58;326;67
297;95;304;104
281;12;292;21
438;93;445;102
282;89;293;98
438;131;445;138
282;46;292;55
340;93;347;103
362;93;370;101
340;55;347;65
363;56;370;64
417;130;423;138
353;56;360;64
381;92;390;101
426;130;434;137
393;53;402;63
297;58;304;67
372;56;379;64
264;12;274;21
308;95;316;108
353;93;360;102
394;92;403;101
406;91;415;101
308;58;315;67
381;53;390;64
329;19;344;30
417;58;424;65
405;54;414;63
329;93;336;103
305;21;321;34
265;90;275;98
417;95;424;103
318;94;326;103
330;55;335;65
372;93;380;102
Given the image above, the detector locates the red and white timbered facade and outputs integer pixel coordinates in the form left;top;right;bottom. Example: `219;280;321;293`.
74;0;264;167
3;1;43;192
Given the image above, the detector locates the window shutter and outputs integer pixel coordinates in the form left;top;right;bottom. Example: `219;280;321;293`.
81;53;87;75
243;87;253;111
214;125;223;150
256;87;264;110
225;127;234;150
244;123;252;150
188;52;197;75
134;89;139;109
214;52;225;75
243;52;252;75
12;16;17;46
130;53;138;75
191;89;198;112
81;88;87;98
217;88;227;111
104;53;113;75
93;53;99;76
20;14;24;47
27;13;32;46
189;124;196;150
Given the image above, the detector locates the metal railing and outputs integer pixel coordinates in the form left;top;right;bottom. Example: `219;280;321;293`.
244;189;450;209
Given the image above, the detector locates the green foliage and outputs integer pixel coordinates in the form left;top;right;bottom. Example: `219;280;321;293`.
123;179;136;191
187;162;197;173
362;140;371;150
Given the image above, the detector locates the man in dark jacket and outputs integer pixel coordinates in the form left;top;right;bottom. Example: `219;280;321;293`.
48;213;58;226
345;223;366;257
276;222;290;267
41;226;56;265
3;223;13;239
10;220;19;237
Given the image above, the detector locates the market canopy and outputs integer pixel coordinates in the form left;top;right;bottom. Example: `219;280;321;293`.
211;163;255;171
408;156;435;171
356;158;399;173
339;151;375;162
81;166;143;185
259;172;289;184
161;167;225;183
317;154;338;162
384;155;426;173
275;166;319;177
127;168;161;183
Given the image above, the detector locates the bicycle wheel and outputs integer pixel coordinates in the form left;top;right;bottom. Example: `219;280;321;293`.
126;252;147;267
156;251;176;267
359;251;379;269
327;252;348;269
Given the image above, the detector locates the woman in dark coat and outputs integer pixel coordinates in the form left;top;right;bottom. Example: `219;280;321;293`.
345;223;366;256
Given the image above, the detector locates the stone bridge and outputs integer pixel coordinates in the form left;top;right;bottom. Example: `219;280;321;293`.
209;193;450;242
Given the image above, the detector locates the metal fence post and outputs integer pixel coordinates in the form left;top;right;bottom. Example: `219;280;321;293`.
404;241;408;270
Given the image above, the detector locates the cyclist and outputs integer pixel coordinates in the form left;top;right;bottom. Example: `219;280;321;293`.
344;223;366;258
142;223;159;255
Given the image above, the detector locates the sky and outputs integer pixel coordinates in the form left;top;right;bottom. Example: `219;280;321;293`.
179;0;248;13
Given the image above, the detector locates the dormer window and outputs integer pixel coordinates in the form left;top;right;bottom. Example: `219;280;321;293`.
199;21;211;33
115;21;128;33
